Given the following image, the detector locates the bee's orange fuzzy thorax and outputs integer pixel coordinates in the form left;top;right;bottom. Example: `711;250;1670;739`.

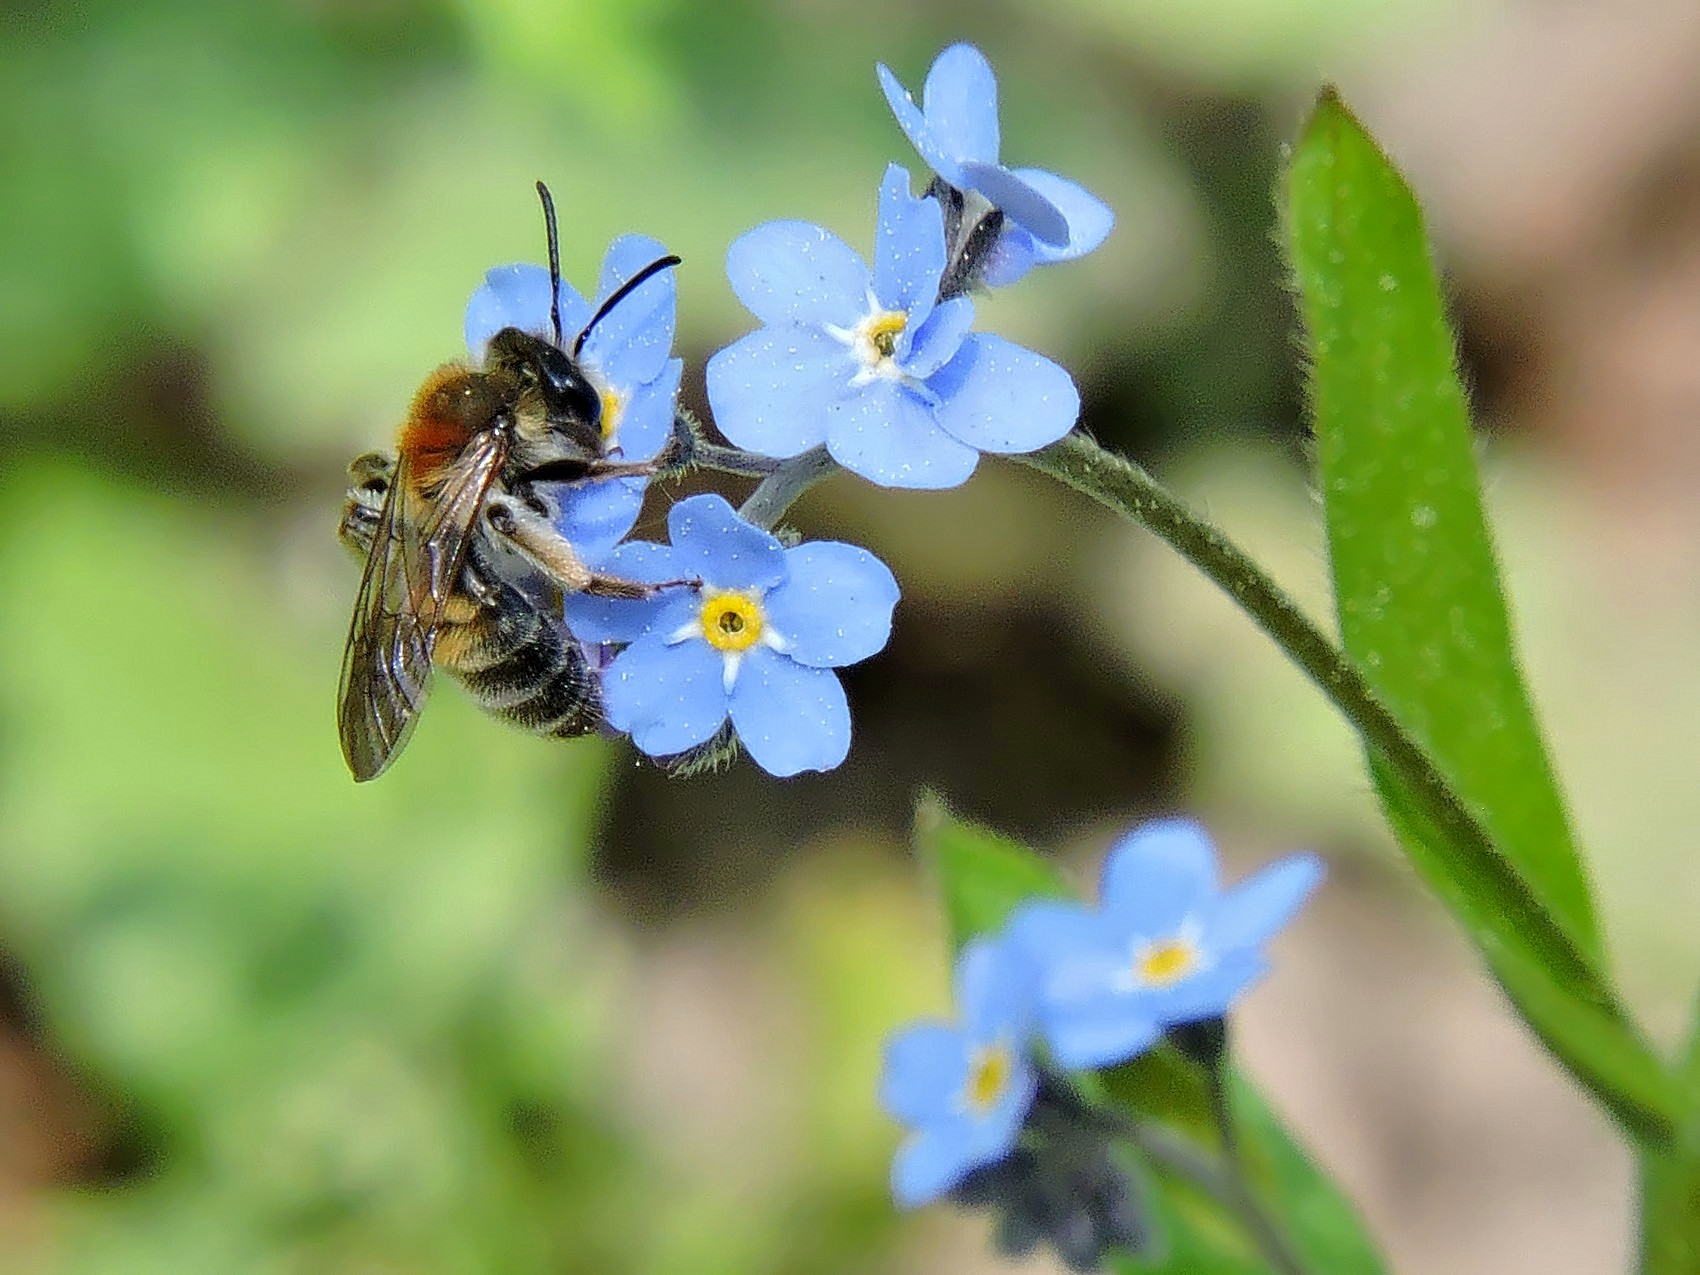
397;364;481;484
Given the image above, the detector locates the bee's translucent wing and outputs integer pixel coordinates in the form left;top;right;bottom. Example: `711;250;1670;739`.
336;433;505;780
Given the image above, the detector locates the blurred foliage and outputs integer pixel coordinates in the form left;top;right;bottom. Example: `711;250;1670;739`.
0;0;1687;1272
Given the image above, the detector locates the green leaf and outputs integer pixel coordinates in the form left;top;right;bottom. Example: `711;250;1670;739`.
916;800;1385;1272
1285;90;1675;1141
1287;88;1595;961
915;792;1071;951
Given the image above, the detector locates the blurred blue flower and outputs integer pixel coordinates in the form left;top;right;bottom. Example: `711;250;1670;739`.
879;938;1040;1208
562;493;899;777
877;43;1113;285
706;165;1079;490
1006;819;1323;1071
465;234;684;560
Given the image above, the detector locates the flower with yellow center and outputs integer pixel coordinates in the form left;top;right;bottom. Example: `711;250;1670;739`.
1132;934;1201;989
1003;817;1325;1072
878;938;1039;1209
669;585;790;692
826;303;912;387
1107;920;1208;995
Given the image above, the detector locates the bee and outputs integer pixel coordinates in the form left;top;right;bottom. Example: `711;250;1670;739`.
336;183;681;782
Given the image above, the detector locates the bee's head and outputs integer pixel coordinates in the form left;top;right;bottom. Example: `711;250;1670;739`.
484;326;604;458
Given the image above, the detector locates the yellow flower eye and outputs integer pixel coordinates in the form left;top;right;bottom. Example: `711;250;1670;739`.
699;591;764;652
1134;937;1199;988
866;311;907;359
599;385;625;442
964;1043;1013;1112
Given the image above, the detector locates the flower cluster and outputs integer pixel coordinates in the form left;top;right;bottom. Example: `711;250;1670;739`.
705;40;1114;491
444;41;1112;778
879;819;1321;1245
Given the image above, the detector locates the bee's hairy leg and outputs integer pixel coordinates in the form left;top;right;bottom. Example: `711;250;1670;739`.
516;454;669;487
339;454;392;557
581;572;701;601
484;494;595;593
485;493;700;601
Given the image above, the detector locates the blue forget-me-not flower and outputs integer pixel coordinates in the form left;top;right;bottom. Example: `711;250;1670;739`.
561;493;899;777
706;165;1079;490
878;43;1114;286
1007;818;1323;1071
465;234;683;561
879;937;1040;1208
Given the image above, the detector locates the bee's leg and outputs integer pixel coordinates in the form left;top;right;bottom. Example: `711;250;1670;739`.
348;450;394;486
483;494;698;599
338;453;393;557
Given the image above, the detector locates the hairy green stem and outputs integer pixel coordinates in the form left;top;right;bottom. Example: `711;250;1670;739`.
738;446;839;528
686;440;784;478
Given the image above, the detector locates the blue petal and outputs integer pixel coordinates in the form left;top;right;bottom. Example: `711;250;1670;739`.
464;263;591;356
597;233;674;302
1007;168;1115;262
611;358;681;462
666;493;787;591
1004;900;1130;1006
705;325;847;459
980;227;1039;288
727;647;850;776
921;43;1001;165
1205;853;1324;953
901;296;974;380
977;1062;1038;1158
562;544;696;645
877;63;963;185
579;235;678;389
879;1022;969;1125
892;1124;984;1209
957;161;1071;248
873;164;945;329
1041;1000;1164;1071
1099;818;1220;934
824;379;979;490
725;221;869;327
928;333;1079;455
955;937;1037;1042
553;475;645;565
763;541;899;668
601;631;727;756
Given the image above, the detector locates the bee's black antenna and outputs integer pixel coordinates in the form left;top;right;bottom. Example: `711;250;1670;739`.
574;254;682;358
536;180;564;349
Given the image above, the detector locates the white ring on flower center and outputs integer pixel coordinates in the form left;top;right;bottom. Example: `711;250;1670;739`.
825;289;911;388
1109;917;1210;994
666;585;790;692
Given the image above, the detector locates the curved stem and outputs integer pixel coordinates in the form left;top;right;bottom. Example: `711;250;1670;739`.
686;440;784;478
737;446;839;529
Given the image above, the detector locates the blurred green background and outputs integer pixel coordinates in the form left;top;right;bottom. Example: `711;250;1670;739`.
5;0;1700;1271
